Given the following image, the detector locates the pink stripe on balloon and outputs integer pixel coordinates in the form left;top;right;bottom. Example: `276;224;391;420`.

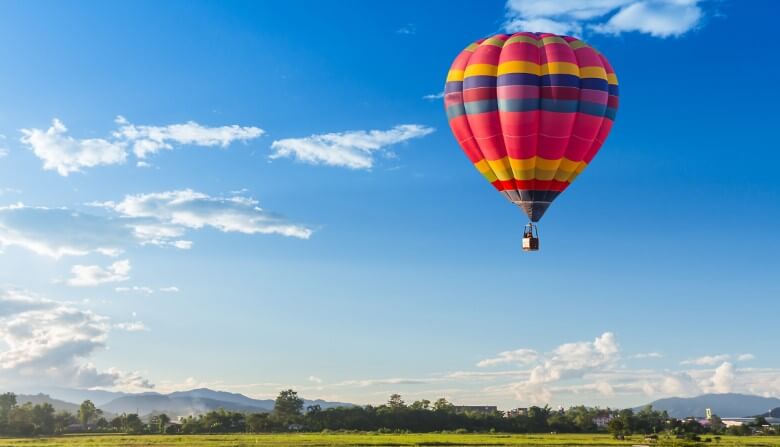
497;85;540;99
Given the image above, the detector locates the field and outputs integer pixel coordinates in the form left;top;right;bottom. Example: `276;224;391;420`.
1;434;780;447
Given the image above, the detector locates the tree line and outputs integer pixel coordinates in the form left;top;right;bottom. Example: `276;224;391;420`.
0;390;777;437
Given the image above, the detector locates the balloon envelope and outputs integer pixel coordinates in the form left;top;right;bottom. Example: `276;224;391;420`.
445;32;619;222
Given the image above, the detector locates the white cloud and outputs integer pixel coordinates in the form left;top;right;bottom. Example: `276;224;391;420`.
96;189;313;240
681;354;731;366
115;285;179;295
115;286;155;295
0;288;153;391
705;362;736;393
478;332;620;404
20;119;127;176
594;0;703;37
631;352;663;359
113;115;264;158
114;321;149;332
504;0;705;38
0;189;309;259
422;92;444;100
396;24;416;35
477;348;539;367
0;204;129;258
0;188;22;196
308;375;323;384
67;259;131;287
270;124;434;170
737;353;755;362
19;117;265;175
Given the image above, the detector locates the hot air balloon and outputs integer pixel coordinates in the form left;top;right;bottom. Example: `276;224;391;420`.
444;32;619;251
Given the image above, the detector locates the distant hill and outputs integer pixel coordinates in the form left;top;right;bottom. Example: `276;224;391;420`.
644;393;780;418
17;386;129;406
16;393;80;413
762;407;780;418
11;387;352;419
100;393;270;417
168;388;275;410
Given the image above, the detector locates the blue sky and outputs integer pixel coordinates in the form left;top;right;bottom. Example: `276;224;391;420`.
0;0;778;409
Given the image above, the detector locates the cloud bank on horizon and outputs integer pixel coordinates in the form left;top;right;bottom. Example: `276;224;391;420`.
504;0;706;37
2;312;777;406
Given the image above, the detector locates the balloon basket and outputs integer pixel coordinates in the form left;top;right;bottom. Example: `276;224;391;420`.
522;223;539;252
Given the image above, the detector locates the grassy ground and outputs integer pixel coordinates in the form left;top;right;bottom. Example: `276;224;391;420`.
0;433;779;447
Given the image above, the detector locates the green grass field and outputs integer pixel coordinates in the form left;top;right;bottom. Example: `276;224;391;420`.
1;433;779;447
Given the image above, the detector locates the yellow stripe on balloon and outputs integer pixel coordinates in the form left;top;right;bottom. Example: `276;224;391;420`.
473;156;590;182
486;158;514;181
564;161;589;182
568;40;590;50
473;160;498;182
480;37;506;48
535;168;558;181
557;158;580;172
541;36;568;46
542;62;580;76
505;35;542;47
579;66;607;80
607;73;619;85
554;158;582;182
464;64;498;78
497;61;541;76
446;69;464;82
508;157;535;171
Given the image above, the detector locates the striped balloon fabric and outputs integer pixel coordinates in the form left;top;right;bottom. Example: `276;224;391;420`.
445;32;619;222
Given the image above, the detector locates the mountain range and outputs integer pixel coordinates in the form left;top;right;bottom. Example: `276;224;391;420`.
14;389;780;420
13;388;353;419
644;393;780;418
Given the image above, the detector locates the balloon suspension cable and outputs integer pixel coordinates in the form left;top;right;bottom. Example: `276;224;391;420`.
522;222;540;252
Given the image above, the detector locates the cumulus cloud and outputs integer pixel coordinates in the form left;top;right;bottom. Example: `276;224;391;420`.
504;0;705;37
705;362;736;393
737;353;755;362
19;117;265;175
95;189;313;240
20;119;127;176
67;259;131;287
270;124;434;170
477;332;620;404
0;289;152;391
113;115;264;158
